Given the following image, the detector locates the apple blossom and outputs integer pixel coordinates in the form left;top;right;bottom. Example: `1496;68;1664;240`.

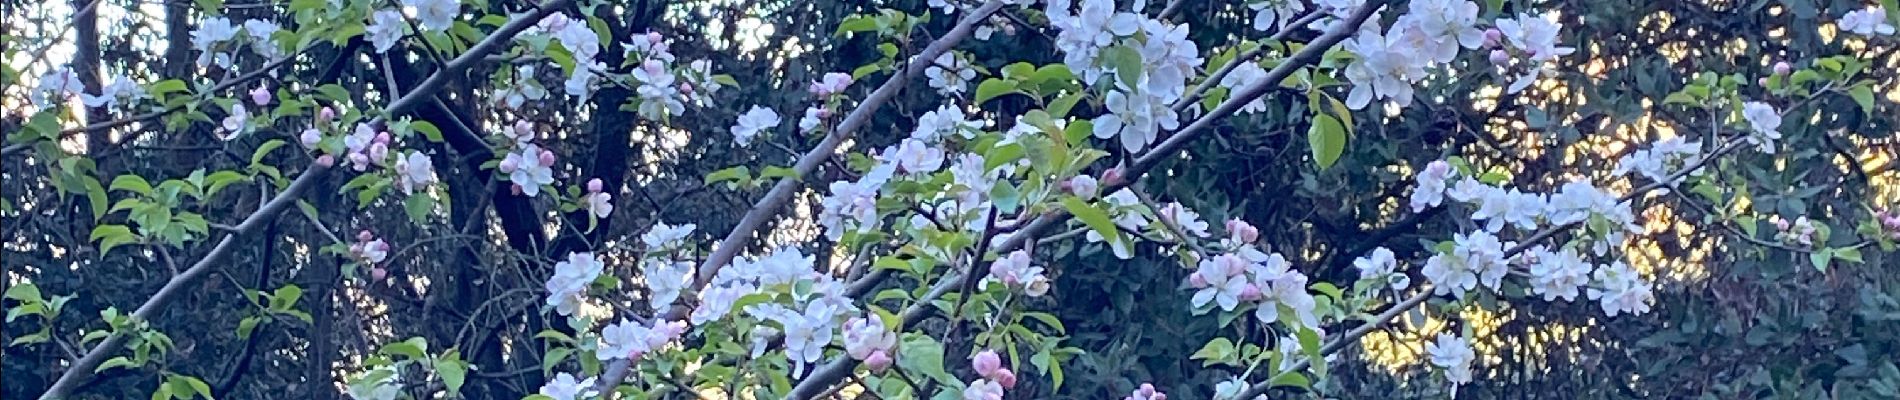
1588;261;1654;316
1741;101;1782;153
366;10;406;53
1410;160;1455;212
926;52;978;96
1840;6;1896;36
404;0;459;32
545;252;603;316
731;105;781;146
393;152;436;195
190;17;237;68
964;379;1004;400
1126;383;1166;400
1525;246;1591;301
1354;247;1410;291
972;349;1003;378
1426;333;1476;387
1249;0;1307;32
537;373;597;400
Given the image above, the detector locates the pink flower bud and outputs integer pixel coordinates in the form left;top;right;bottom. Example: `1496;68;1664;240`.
370;267;388;282
1226;219;1259;243
642;60;664;75
865;350;893;373
1138;383;1157;396
315;154;336;167
1774;61;1791;76
1102;167;1125;187
318;107;336;125
1488;49;1510;66
972;350;1002;378
357;230;375;242
300;128;322;148
1483;28;1502;48
512;184;525;195
1238;284;1263;302
370;240;389;253
1774;218;1790;231
368;143;389;164
349;243;364;254
1758;77;1769;86
249;84;272;106
678;82;694;94
587;178;604;193
1188;272;1209;289
538;149;557;166
646;32;663;43
994;368;1017;389
348;152;370;171
374;132;392;145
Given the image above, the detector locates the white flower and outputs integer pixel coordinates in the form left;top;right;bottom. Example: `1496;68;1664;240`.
538;373;597;400
913;104;981;142
507;144;555;196
731;106;781;146
1159;202;1211;238
79;75;145;110
219;103;251;140
1219;61;1271;113
1471;187;1539;232
1251;254;1319;328
366;10;406;53
643;260;691;310
1587;262;1654;317
1423;230;1506;298
1545;180;1610;226
1341;26;1427;109
1840;6;1896;36
821;178;883;239
891;138;945;174
394;151;437;195
691;284;751;324
1191;255;1249;311
1306;0;1369;32
598;319;655;360
1740;101;1781;153
842;317;897;360
191;17;238;68
1524;246;1591;302
964;379;1005;400
1425;333;1476;386
926;52;978;96
1214;377;1264;400
1409;160;1454;212
1092;88;1178;153
32;67;85;110
641;222;696;250
632;60;685;119
772;302;836;377
1250;0;1307;32
1495;12;1577;93
1354;247;1410;291
404;0;459;32
1615;136;1704;191
545;252;604;316
586;192;613;219
1445;177;1489;203
243;19;282;58
928;0;957;14
1398;0;1484;63
799;106;825;133
1086;189;1146;259
360;239;390;264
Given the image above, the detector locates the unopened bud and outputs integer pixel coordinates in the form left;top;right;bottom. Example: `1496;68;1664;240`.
318;107;336;124
374;132;392;145
864;350;893;373
678;82;694;94
357;230;375;242
368;143;389;164
314;154;336;167
587;178;604;193
250;84;272;106
1489;49;1510;66
646;32;663;43
1188;272;1209;289
1774;61;1791;76
348;152;370;171
972;350;1002;378
1238;284;1264;302
538;149;557;166
994;368;1017;389
1483;29;1503;48
498;157;519;173
1102;167;1125;187
370;267;388;282
300;128;322;148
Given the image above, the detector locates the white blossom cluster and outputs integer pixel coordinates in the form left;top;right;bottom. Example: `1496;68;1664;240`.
1046;0;1198;153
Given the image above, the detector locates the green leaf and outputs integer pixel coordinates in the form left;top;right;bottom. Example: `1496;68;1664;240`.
973;79;1020;105
111;175;154;196
542;347;573;376
896;334;957;386
411;121;443;142
237;316;263;339
1849;85;1875;117
1298;326;1326;377
97;356;140;373
1047;91;1085;118
250;139;287;167
1308;113;1346;170
380;337;428;360
1061;196;1118;245
404;195;434;222
836;16;878;36
175;375;212;399
1270;371;1312;389
438;354;468;395
1100;45;1143;89
148;79;188;96
1191;337;1237;366
1810;248;1832;272
759;166;801;180
90;224;137;256
4;283;42;301
1834;246;1864;264
705;166;750;188
86;177;108;221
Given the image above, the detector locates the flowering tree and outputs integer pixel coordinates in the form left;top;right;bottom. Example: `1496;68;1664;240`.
3;0;1898;399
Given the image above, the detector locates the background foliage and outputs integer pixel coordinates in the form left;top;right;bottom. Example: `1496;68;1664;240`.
3;0;1898;398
